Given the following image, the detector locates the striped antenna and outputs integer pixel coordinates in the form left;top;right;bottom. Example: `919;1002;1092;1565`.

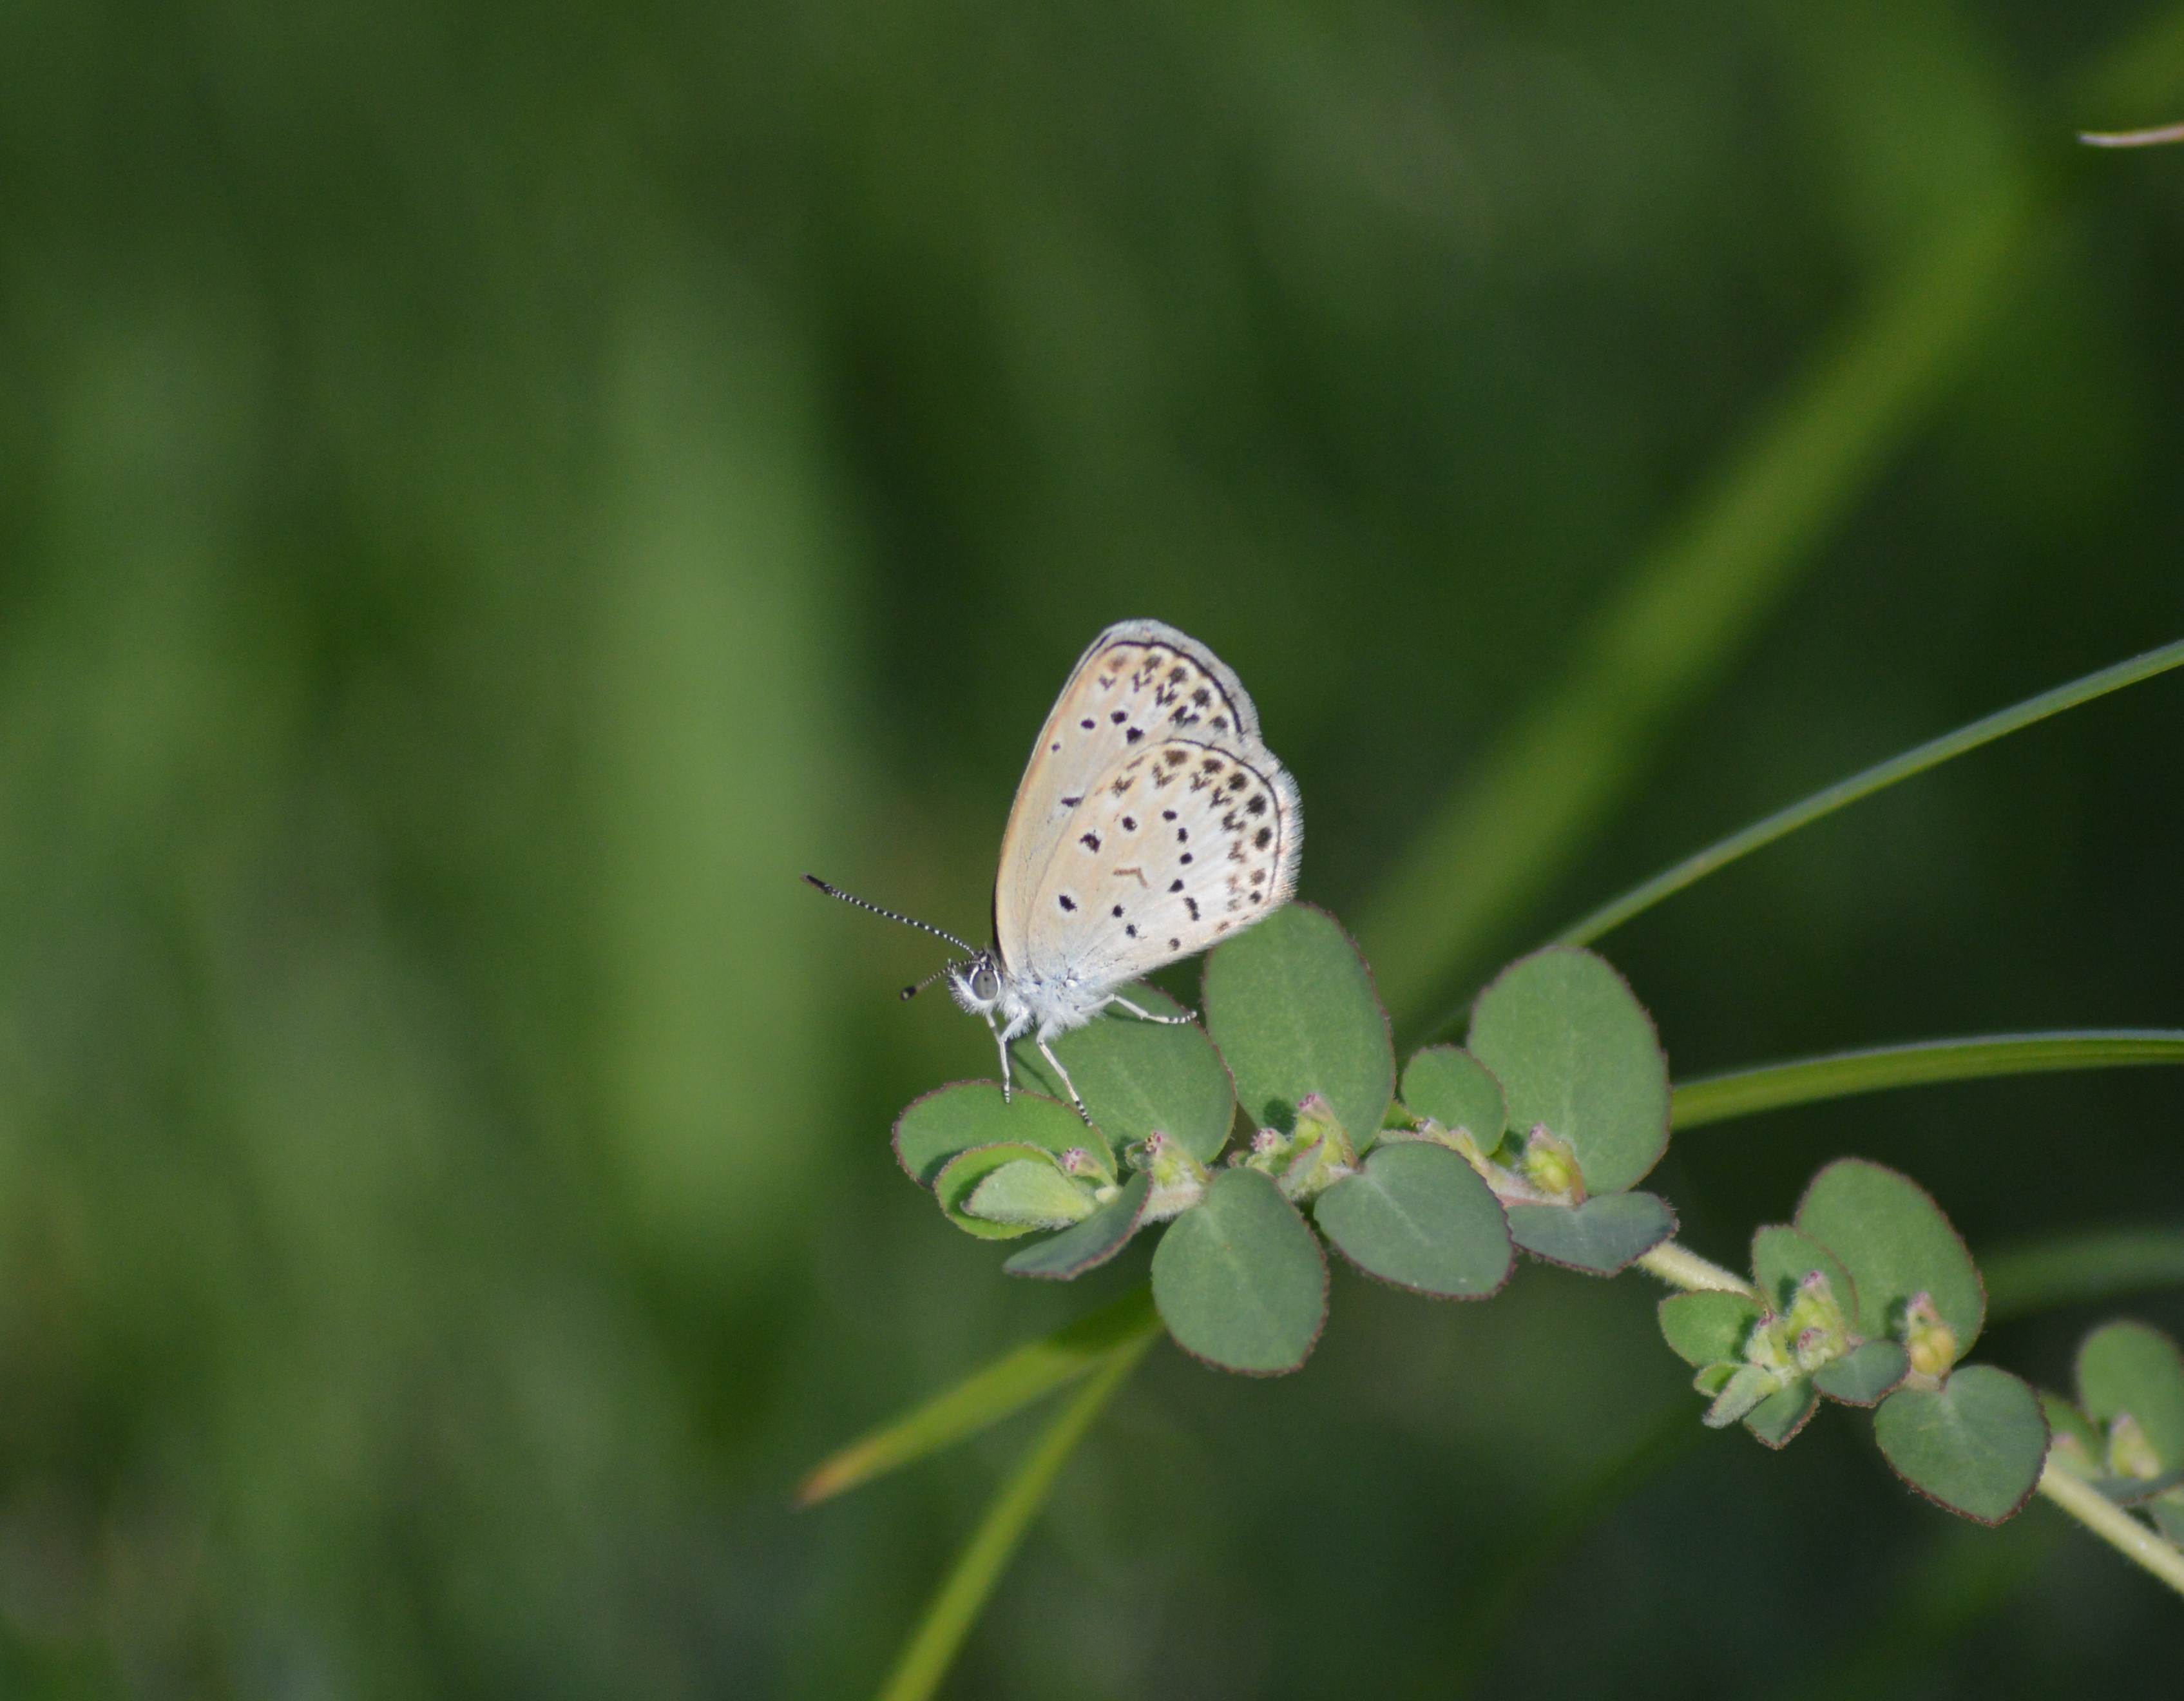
802;874;980;959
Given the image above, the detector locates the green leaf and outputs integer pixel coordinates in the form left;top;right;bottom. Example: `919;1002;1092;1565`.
1011;985;1237;1162
1874;1365;2049;1524
2040;1390;2103;1470
796;1286;1161;1506
1004;1174;1153;1282
1467;948;1669;1195
1658;1290;1764;1368
1812;1340;1910;1408
1151;1168;1327;1375
1745;1379;1820;1450
1794;1158;1984;1356
1312;1141;1513;1300
1399;1046;1506;1148
1750;1224;1857;1319
933;1144;1084;1240
2076;1321;2184;1468
1202;904;1394;1142
894;1082;1113;1187
1507;1191;1677;1277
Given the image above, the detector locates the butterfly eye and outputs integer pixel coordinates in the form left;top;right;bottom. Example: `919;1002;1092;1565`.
969;963;1000;1002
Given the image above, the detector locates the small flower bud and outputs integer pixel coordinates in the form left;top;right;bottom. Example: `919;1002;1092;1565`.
2108;1412;2163;1481
1900;1291;1958;1379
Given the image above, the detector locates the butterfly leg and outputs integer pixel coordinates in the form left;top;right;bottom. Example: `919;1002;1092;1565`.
1104;993;1197;1026
1036;1035;1096;1128
986;1014;1015;1101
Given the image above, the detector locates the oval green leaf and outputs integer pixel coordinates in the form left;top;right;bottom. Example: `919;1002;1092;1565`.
1812;1340;1909;1408
1399;1046;1506;1148
1004;1173;1154;1282
1750;1224;1857;1320
1745;1378;1819;1450
1012;984;1237;1162
1874;1365;2047;1524
1151;1167;1328;1375
894;1082;1113;1187
2076;1320;2184;1468
933;1143;1082;1240
1507;1191;1677;1277
1202;905;1394;1143
1659;1289;1763;1369
1794;1158;1983;1355
1312;1140;1513;1300
1466;947;1669;1195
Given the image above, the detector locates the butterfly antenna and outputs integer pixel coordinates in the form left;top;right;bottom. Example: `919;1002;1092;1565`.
802;874;980;957
899;963;955;1003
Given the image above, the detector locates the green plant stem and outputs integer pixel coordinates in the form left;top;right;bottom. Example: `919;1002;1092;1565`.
1635;1240;1758;1298
2034;1458;2184;1599
1669;1031;2184;1130
875;1329;1156;1701
1559;640;2184;948
798;1285;1159;1505
1982;1229;2184;1322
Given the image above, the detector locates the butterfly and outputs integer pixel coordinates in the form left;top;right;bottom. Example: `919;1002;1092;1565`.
807;619;1301;1123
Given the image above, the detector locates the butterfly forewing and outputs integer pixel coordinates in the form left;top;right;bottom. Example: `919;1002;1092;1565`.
995;620;1276;970
1013;737;1300;986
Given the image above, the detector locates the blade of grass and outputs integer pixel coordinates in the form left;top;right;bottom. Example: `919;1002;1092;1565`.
1361;0;2184;1035
1670;1031;2184;1131
1559;639;2184;947
1357;178;2035;1030
875;1329;1156;1701
798;1284;1158;1506
1984;1228;2184;1321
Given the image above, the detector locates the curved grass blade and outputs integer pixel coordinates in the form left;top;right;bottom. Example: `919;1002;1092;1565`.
796;1285;1158;1506
1671;1031;2184;1131
1982;1227;2184;1322
1357;182;2037;1026
875;1331;1155;1701
1560;638;2184;948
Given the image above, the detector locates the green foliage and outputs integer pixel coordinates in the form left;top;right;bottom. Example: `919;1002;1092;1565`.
1013;983;1237;1162
1313;1141;1513;1300
1398;1046;1507;1146
934;1144;1094;1238
1812;1340;1910;1408
2047;1320;2184;1541
1745;1381;1821;1451
1506;1194;1678;1276
1795;1158;1984;1360
1202;904;1394;1139
895;1083;1112;1188
1873;1366;2049;1525
1004;1174;1152;1280
1660;1291;1764;1368
1467;948;1670;1195
1151;1169;1327;1376
1750;1225;1855;1320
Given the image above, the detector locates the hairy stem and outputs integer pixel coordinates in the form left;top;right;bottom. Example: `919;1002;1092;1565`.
1634;1241;1759;1298
2033;1461;2184;1600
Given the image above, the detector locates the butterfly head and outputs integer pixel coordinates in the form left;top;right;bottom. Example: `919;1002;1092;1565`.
944;950;1006;1017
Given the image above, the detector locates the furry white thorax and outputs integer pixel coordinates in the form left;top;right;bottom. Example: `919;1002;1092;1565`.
946;950;1109;1048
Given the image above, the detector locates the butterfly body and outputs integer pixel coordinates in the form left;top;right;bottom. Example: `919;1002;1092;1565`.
812;619;1300;1123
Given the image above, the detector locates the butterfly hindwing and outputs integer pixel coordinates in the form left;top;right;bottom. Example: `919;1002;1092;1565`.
994;620;1274;971
1014;738;1301;987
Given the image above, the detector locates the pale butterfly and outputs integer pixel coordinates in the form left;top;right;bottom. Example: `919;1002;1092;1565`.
807;618;1301;1124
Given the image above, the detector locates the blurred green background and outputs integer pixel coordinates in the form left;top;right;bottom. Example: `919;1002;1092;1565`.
3;0;2183;1694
